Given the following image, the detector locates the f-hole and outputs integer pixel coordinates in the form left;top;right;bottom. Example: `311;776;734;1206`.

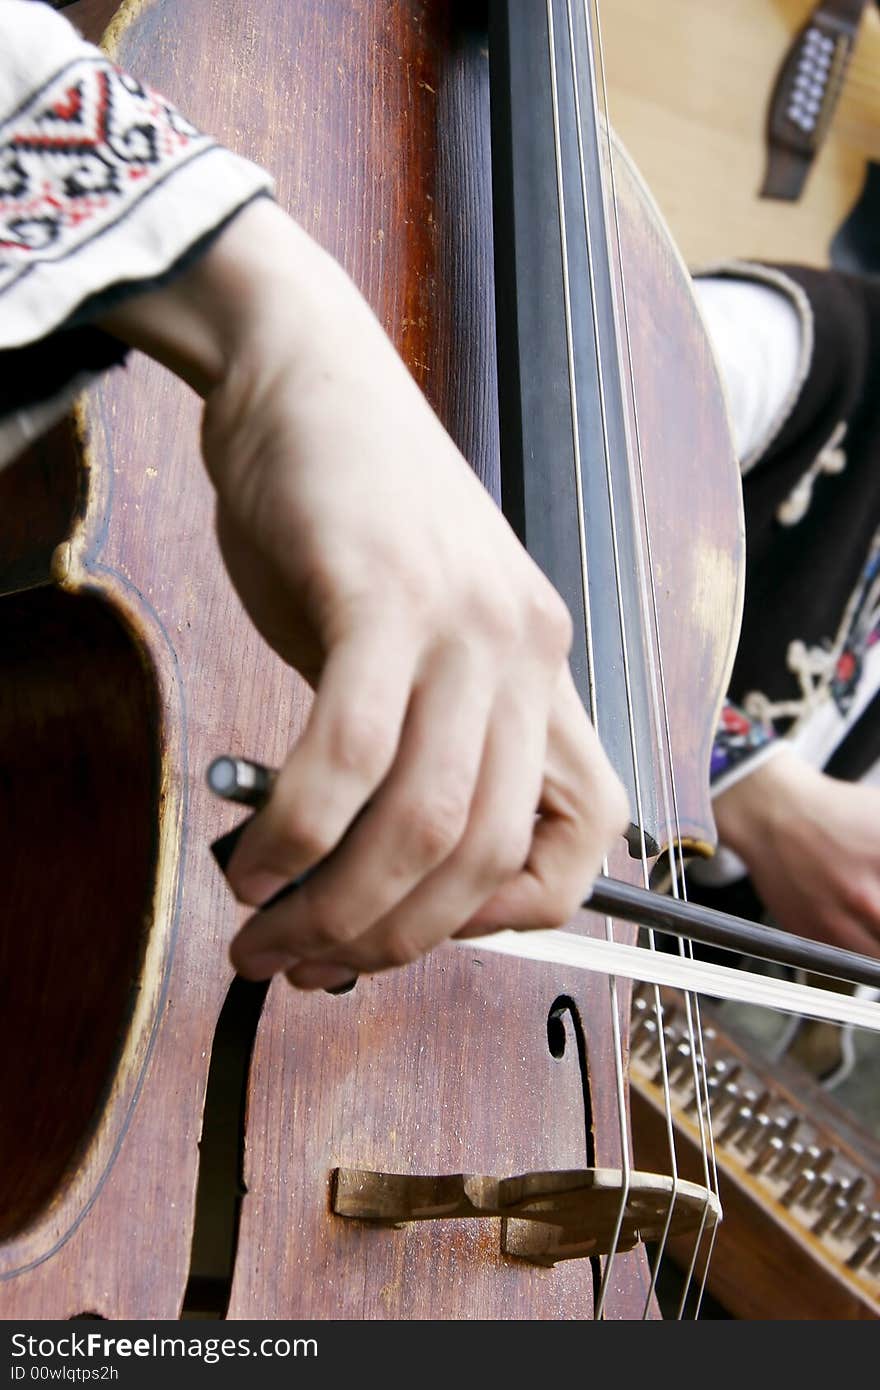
180;965;357;1318
546;995;603;1304
546;996;595;1167
180;976;269;1319
182;822;359;1317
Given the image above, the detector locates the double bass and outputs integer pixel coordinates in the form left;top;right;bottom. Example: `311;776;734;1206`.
3;0;863;1319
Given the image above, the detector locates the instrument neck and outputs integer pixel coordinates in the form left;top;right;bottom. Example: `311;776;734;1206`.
488;0;662;855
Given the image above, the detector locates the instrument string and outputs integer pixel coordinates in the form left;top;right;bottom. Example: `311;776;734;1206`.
548;0;660;1316
558;0;729;1316
565;0;667;1316
680;993;722;1317
553;0;675;1316
672;990;719;1317
587;0;721;1316
585;0;694;1315
545;0;629;1317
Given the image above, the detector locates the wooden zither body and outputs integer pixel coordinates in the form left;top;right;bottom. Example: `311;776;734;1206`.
0;0;741;1317
631;987;880;1319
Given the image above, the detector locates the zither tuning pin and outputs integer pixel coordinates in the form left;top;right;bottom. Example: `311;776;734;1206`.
658;998;682;1029
683;1059;724;1116
737;1092;772;1147
684;1080;712;1118
806;1144;834;1175
802;1170;838;1214
686;1060;727;1117
748;1133;785;1175
792;1148;836;1210
781;1167;817;1209
853;1209;880;1242
846;1231;880;1272
766;1114;799;1157
650;1035;690;1087
711;1070;744;1122
741;1109;772;1151
668;1040;696;1087
770;1107;797;1134
631;995;648;1025
661;1019;687;1052
631;1014;659;1058
720;1104;755;1147
812;1186;850;1237
771;1139;805;1181
633;982;654;1009
828;1178;869;1236
835;1201;870;1239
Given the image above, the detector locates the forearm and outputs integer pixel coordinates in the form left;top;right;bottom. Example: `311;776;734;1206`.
712;746;801;857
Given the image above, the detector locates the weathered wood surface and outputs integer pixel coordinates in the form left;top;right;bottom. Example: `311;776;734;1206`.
0;0;741;1318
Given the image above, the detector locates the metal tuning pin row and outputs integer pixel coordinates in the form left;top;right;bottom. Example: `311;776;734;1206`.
631;990;710;1112
786;24;838;133
629;985;880;1284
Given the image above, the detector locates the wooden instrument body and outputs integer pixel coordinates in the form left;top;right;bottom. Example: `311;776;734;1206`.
603;0;880;267
0;0;740;1318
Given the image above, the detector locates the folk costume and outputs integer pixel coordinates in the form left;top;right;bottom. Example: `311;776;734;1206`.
693;265;880;910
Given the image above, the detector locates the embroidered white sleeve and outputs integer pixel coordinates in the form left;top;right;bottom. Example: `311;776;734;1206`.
693;275;804;465
0;1;273;348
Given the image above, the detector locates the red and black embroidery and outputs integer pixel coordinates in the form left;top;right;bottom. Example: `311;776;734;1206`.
829;531;880;715
0;56;213;290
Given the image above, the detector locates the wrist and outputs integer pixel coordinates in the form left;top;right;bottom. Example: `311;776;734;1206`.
713;746;805;855
95;198;356;399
